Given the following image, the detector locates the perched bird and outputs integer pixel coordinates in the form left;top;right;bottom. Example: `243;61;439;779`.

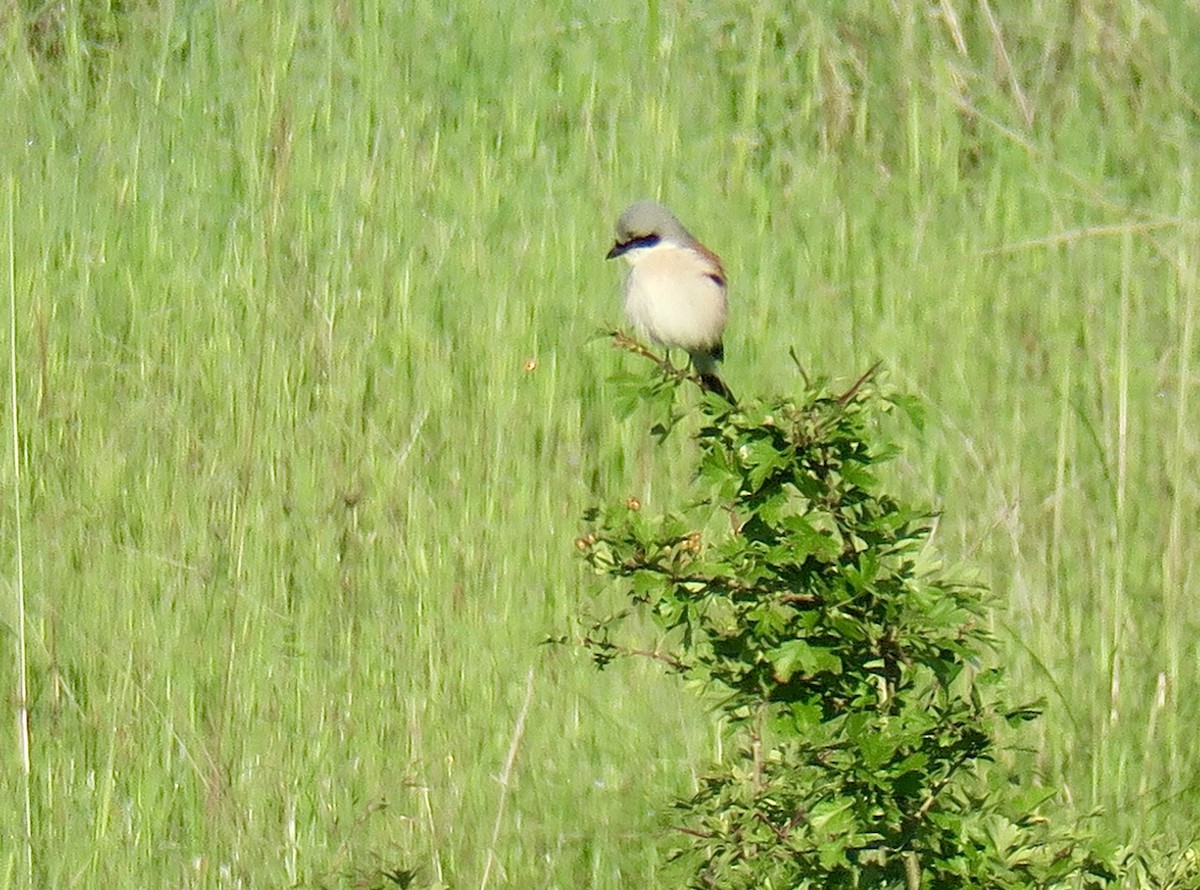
606;201;734;402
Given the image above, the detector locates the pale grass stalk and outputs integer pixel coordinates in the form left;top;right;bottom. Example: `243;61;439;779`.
935;0;969;97
1096;233;1134;789
732;0;766;183
285;792;298;886
7;176;33;885
980;0;1033;127
479;669;535;890
937;0;969;56
1140;672;1170;797
1165;221;1196;779
410;692;444;884
1050;361;1071;614
644;0;659;63
419;782;444;886
1110;231;1132;731
395;407;430;470
979;218;1191;256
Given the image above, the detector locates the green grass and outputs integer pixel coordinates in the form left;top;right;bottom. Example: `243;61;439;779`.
2;1;1199;886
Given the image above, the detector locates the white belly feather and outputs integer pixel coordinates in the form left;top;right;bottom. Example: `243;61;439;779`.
622;246;728;354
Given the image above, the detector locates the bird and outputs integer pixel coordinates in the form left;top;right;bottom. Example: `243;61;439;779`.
605;201;734;402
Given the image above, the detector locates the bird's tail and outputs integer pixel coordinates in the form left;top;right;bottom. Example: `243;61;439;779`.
700;372;735;403
692;349;735;403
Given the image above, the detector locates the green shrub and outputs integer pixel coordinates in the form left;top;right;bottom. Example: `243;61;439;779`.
573;343;1140;889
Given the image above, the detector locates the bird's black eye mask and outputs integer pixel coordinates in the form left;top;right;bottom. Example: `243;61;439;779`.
606;233;661;259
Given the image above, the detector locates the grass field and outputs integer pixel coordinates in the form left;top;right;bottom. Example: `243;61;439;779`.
2;2;1199;886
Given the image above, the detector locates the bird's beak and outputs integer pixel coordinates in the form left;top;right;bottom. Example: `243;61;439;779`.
605;242;627;260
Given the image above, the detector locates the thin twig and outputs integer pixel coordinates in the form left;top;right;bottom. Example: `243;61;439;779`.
609;329;704;390
788;346;811;388
581;637;689;671
670;824;715;839
837;360;883;404
914;745;975;823
603;558;823;607
779;593;823;607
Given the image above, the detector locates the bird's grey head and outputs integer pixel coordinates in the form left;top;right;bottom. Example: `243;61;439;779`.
606;201;694;260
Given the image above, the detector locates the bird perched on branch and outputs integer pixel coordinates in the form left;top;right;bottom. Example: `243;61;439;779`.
606;201;734;402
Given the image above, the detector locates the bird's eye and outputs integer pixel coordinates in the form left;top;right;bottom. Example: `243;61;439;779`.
626;234;660;250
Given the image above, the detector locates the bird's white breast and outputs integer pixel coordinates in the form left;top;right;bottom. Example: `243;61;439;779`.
622;243;728;353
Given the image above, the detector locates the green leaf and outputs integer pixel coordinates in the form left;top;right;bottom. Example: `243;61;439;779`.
781;516;842;563
890;393;927;432
738;434;788;492
769;639;843;682
809;795;856;834
854;727;901;769
839;461;877;490
788;700;824;733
